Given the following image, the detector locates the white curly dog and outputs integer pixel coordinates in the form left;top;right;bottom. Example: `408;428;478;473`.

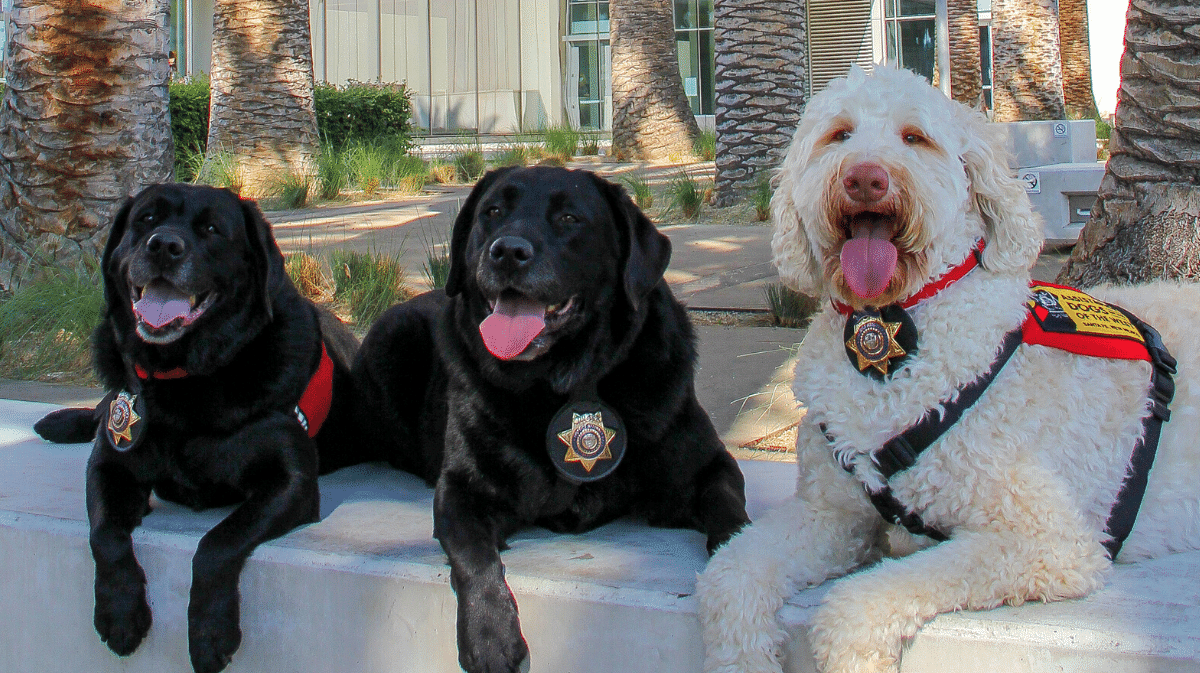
696;65;1200;673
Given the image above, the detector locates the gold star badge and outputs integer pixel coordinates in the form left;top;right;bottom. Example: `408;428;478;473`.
107;391;141;448
846;314;907;375
557;411;616;473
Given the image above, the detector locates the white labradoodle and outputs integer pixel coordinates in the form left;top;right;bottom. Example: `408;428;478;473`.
696;65;1200;673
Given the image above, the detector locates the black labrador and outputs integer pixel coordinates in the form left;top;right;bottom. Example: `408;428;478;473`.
34;184;364;673
353;166;750;673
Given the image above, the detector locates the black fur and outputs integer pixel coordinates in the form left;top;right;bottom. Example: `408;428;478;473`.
353;167;750;673
35;184;366;673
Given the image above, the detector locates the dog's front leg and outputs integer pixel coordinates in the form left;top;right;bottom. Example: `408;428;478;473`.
187;416;320;673
810;501;1109;672
435;469;529;673
87;448;153;657
696;424;881;673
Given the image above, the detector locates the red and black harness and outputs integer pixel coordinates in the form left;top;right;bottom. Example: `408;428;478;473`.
826;248;1177;559
106;341;335;453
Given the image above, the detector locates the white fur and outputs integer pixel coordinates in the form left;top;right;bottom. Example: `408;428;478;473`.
697;66;1200;673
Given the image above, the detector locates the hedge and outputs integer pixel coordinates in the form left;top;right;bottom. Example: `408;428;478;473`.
168;78;414;161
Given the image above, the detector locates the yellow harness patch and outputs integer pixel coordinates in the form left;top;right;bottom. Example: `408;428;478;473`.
1028;283;1145;343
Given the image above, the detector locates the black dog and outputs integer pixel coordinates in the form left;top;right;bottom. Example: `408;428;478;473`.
353;166;750;673
34;184;363;673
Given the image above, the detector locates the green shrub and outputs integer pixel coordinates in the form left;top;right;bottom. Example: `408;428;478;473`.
579;133;600;156
764;283;818;328
314;81;414;150
169;75;211;179
329;249;409;326
753;173;773;222
492;144;531;168
0;262;104;383
421;227;452;290
391;154;429;193
621;172;653;210
669;171;704;219
543;125;579;162
270;171;311;209
694;130;716;161
316;146;348;200
454;151;486;182
196;150;244;194
168;78;415;181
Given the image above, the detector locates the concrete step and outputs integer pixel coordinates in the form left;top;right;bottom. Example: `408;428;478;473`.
2;399;1198;673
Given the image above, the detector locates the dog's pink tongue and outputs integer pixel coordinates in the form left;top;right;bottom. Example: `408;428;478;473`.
840;222;898;299
479;295;546;360
133;282;191;328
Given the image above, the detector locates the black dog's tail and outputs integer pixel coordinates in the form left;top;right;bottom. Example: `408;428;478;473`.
34;407;101;443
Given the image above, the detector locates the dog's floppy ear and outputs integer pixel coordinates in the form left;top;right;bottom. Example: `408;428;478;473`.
593;174;671;311
959;109;1043;273
101;195;137;311
238;193;282;321
770;141;824;297
446;167;517;297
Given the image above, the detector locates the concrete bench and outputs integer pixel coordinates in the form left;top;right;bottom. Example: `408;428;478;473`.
2;399;1198;673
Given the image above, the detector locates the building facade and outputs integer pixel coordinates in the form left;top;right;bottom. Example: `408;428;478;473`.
166;0;994;136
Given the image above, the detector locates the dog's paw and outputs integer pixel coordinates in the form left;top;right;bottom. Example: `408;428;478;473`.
93;578;152;656
457;589;529;673
188;592;241;673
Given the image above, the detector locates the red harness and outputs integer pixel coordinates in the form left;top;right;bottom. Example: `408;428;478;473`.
134;342;335;438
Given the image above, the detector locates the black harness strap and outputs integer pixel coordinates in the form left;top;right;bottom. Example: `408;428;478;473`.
1102;309;1176;559
839;328;1023;541
833;312;1176;560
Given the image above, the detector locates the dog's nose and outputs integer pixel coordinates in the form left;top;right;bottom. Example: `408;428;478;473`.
146;231;187;262
488;236;534;270
843;163;890;203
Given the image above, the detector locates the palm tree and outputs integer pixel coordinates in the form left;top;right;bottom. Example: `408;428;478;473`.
205;0;319;197
947;0;982;108
610;0;701;161
0;0;173;288
990;0;1065;121
1058;0;1098;119
1057;0;1200;285
710;0;808;206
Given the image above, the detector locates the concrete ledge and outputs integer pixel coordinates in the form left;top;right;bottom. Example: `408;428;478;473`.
2;399;1199;673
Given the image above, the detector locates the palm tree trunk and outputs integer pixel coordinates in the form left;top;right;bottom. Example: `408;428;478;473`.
206;0;319;197
0;0;173;289
990;0;1066;121
711;0;808;206
610;0;701;162
1058;0;1098;119
947;0;982;108
1057;1;1200;285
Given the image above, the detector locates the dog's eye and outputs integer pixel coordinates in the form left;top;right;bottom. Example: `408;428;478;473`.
484;206;502;218
559;214;578;225
830;129;851;142
137;212;155;224
903;131;927;145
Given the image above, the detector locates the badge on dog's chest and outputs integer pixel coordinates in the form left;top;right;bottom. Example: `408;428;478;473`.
546;399;626;483
106;391;146;452
844;305;918;380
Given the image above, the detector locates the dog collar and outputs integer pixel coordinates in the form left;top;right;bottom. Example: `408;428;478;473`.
836;240;984;380
134;363;188;379
832;239;985;316
128;342;335;439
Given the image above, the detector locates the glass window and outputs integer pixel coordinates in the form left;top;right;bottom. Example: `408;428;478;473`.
979;25;993;110
674;0;714;116
569;0;608;36
883;0;936;83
